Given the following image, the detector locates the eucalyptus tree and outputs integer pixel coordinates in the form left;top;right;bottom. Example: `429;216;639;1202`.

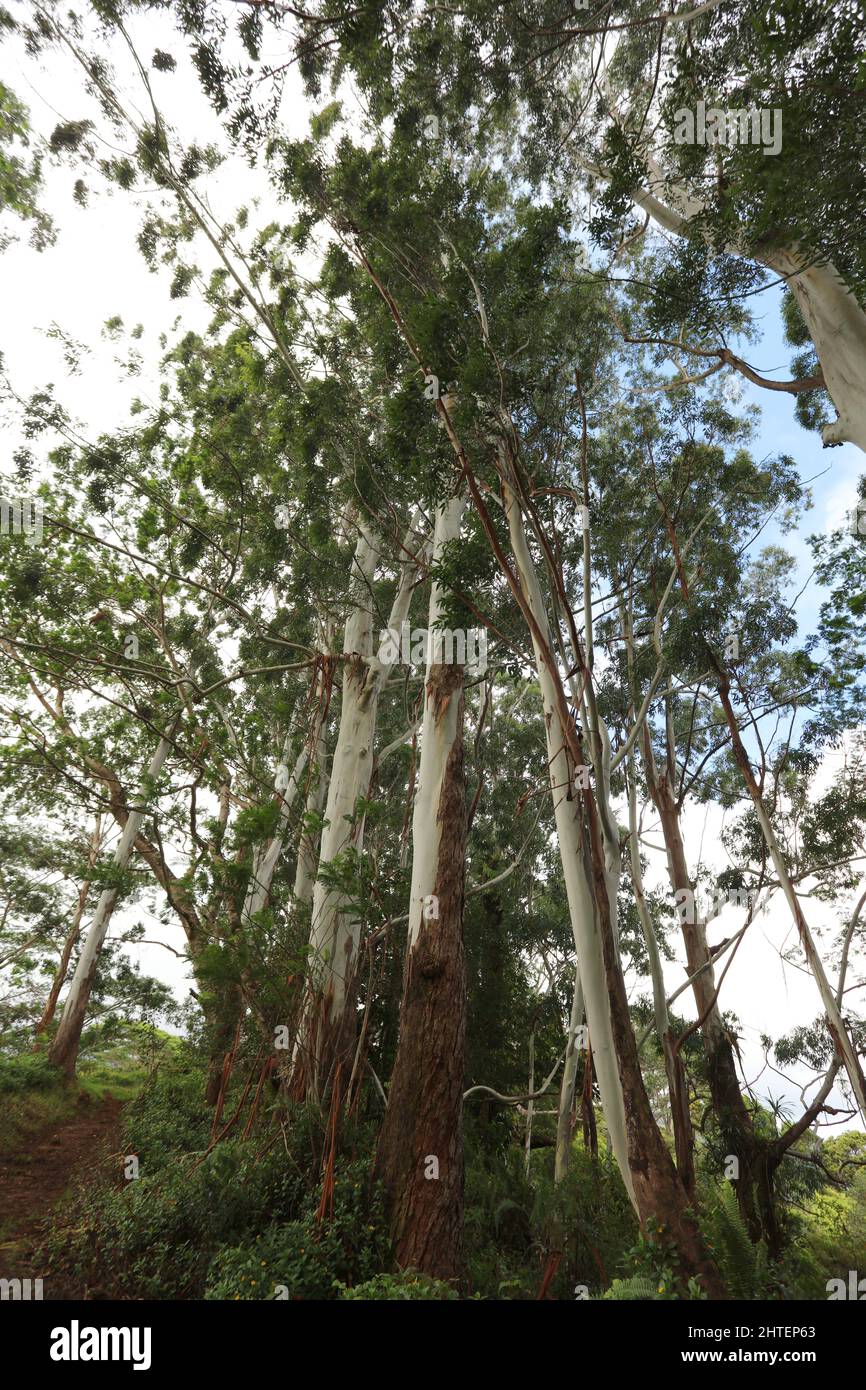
0;307;329;1080
5;0;461;1084
0;816;97;1042
374;494;469;1279
288;508;428;1098
260;100;729;1281
11;4;453;1100
644;476;866;1125
33;814;104;1037
591;383;866;1237
332;143;858;1269
0;70;53;250
109;0;861;1229
0;764;176;1054
11;0;865;1295
234;0;865;455
583;389;800;1232
146;0;866;1148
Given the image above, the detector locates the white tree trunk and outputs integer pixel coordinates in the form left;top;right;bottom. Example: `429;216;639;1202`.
403;494;466;951
293;749;328;909
554;963;585;1184
239;649;333;928
48;736;172;1077
293;516;424;1092
242;743;309;926
631;166;866;455
762;252;866;453
35;813;103;1039
524;1029;536;1177
501;480;635;1207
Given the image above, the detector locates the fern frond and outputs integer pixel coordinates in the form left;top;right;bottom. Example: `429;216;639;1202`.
602;1276;660;1301
710;1183;767;1298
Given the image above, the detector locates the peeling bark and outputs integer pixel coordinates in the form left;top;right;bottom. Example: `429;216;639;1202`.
293;517;424;1098
376;497;467;1280
502;478;722;1293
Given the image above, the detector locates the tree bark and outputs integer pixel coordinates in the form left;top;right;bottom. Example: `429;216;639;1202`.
626;759;695;1198
639;727;763;1234
242;742;309;927
715;673;866;1121
554;964;584;1184
501;478;723;1294
631;171;866;455
292;517;424;1099
293;747;328;910
34;814;102;1041
203;981;245;1107
762;251;866;454
502;477;634;1202
47;736;172;1080
376;496;467;1281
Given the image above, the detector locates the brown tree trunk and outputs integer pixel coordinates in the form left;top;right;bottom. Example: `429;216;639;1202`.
642;731;764;1239
580;790;726;1297
663;1031;697;1200
581;1048;598;1158
375;664;467;1282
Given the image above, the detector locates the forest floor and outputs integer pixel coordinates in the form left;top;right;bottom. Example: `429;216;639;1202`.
0;1092;123;1298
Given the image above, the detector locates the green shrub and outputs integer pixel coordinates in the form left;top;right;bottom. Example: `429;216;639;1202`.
592;1220;709;1301
464;1136;637;1300
338;1271;459;1300
205;1162;390;1300
0;1054;74;1157
120;1057;212;1170
44;1058;389;1301
0;1053;58;1093
47;1137;316;1298
205;1220;348;1300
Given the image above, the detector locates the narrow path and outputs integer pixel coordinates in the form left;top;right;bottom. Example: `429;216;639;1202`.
0;1093;123;1297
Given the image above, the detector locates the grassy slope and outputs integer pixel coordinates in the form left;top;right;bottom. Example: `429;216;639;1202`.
0;1025;179;1153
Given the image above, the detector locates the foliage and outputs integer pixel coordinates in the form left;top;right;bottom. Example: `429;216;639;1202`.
703;1184;770;1300
1;0;865;1307
0;1051;57;1093
337;1271;459;1300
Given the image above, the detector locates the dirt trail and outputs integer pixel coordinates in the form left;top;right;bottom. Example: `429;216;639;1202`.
0;1094;123;1295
